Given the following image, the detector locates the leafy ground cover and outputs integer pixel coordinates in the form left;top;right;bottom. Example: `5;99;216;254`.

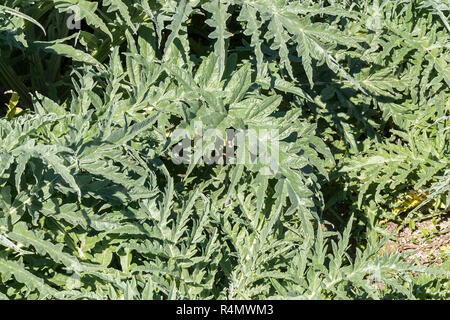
0;0;448;299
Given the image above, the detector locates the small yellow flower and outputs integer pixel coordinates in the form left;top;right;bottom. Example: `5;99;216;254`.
393;190;427;215
4;90;23;119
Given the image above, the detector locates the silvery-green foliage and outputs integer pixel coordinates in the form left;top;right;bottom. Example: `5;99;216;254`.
0;0;448;300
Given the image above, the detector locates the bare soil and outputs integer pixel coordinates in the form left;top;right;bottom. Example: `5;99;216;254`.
380;215;450;265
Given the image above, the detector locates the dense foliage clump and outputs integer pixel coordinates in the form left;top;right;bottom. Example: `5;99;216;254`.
0;0;448;299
